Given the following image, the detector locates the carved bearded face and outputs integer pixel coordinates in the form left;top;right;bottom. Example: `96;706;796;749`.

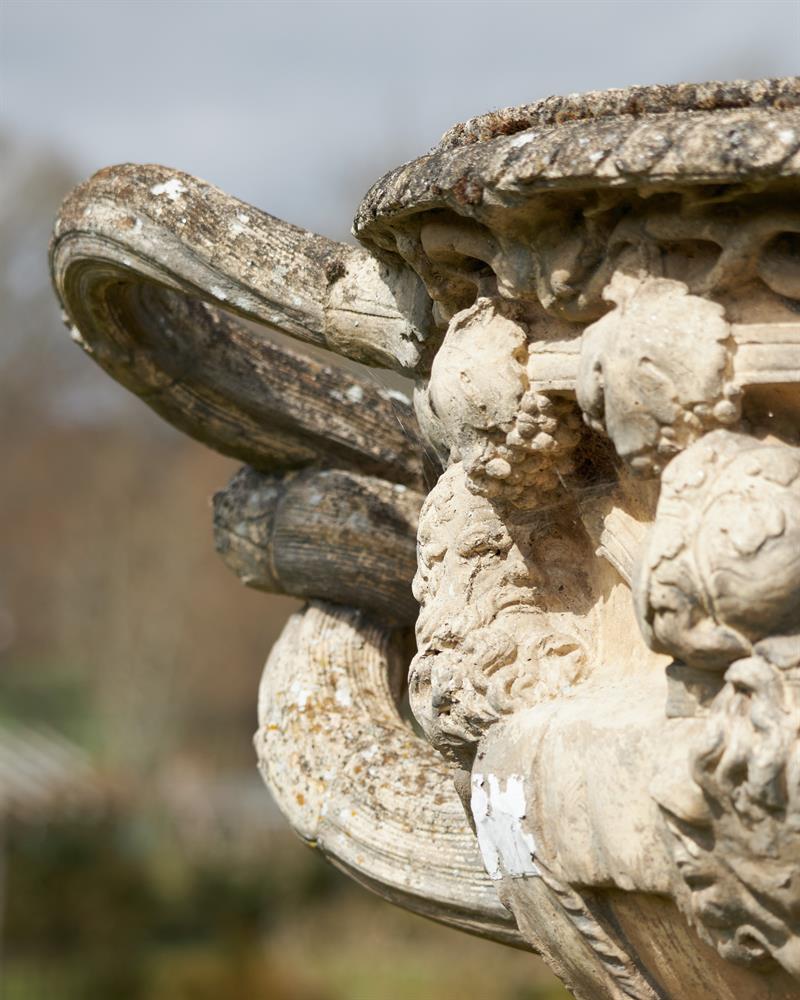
410;463;594;767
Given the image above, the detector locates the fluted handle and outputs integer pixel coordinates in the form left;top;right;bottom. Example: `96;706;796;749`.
257;601;525;947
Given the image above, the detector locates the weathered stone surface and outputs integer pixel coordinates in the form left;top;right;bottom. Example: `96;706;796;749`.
255;601;525;947
50;79;800;1000
355;78;800;237
213;466;423;625
436;79;800;151
50;164;430;485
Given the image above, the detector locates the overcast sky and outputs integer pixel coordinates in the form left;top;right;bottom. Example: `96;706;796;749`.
2;0;798;241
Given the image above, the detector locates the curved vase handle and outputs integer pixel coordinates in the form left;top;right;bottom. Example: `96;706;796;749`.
257;600;524;947
50;164;429;486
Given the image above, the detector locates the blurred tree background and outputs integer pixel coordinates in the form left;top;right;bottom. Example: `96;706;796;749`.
1;1;796;996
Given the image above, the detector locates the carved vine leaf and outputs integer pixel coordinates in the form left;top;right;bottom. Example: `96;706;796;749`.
577;275;741;476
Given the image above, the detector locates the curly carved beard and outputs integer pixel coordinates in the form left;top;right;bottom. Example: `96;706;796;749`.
656;639;800;974
409;463;594;769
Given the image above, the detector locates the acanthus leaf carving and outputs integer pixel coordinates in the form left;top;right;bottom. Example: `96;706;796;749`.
635;430;800;670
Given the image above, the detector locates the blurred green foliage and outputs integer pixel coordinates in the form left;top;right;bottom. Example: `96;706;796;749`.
4;813;329;999
0;662;99;749
3;813;570;1000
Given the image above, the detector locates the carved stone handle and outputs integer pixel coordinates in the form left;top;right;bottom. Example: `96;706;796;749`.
51;164;430;367
212;466;422;626
49;164;428;487
257;601;524;947
50;164;520;944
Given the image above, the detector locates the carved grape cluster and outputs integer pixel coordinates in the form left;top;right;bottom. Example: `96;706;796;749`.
464;388;582;508
425;298;582;509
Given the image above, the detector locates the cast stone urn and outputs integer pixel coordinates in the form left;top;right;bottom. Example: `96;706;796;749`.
51;79;800;999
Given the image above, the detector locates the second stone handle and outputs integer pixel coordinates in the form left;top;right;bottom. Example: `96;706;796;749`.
212;466;424;627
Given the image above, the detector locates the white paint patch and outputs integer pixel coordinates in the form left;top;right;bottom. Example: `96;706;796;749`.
288;680;312;710
384;387;411;406
333;678;353;708
508;132;535;149
470;773;538;880
131;217;143;234
69;325;91;351
345;384;364;404
150;177;187;201
229;211;250;236
209;284;228;301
